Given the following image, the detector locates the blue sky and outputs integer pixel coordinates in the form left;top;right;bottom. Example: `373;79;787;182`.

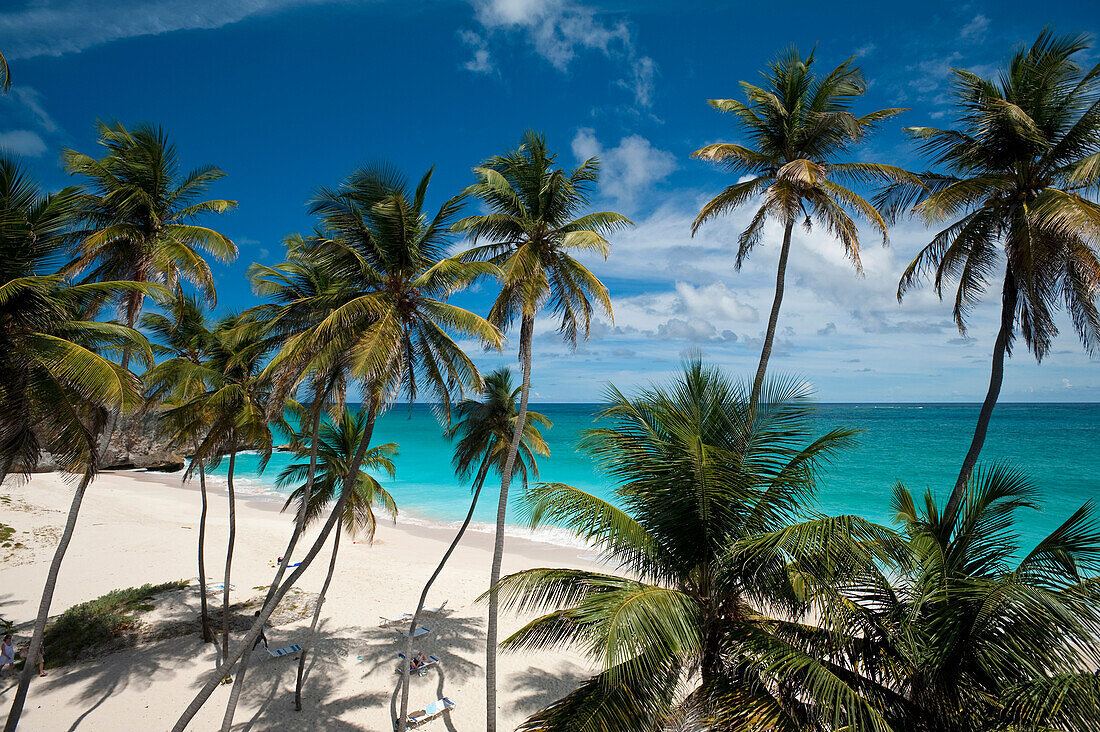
2;0;1099;402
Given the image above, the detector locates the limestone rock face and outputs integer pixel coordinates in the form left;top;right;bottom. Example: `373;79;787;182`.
101;411;186;472
28;410;186;474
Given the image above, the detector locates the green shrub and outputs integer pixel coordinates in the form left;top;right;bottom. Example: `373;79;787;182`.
41;580;187;667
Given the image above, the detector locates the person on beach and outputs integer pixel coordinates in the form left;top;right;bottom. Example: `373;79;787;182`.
35;644;45;677
252;611;268;650
0;635;14;676
409;652;429;673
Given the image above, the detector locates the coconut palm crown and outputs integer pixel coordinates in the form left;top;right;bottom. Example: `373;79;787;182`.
277;408;398;540
692;47;914;404
828;466;1100;732
0;157;151;480
878;30;1100;516
62;121;238;330
491;359;897;731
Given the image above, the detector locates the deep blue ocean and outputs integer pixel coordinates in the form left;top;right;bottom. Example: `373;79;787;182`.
205;403;1100;551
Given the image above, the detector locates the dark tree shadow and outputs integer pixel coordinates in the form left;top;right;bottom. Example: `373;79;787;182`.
506;664;591;718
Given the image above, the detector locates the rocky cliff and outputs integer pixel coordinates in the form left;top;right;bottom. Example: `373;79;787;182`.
30;410;186;473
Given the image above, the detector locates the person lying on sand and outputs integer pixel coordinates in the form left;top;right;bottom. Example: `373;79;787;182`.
409;652;430;672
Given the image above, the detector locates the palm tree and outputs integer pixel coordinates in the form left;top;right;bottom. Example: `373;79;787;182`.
173;165;500;732
167;316;278;669
62;121;237;462
825;466;1100;731
454;130;632;730
0;158;152;731
0;49;11;93
692;47;914;406
878;31;1100;523
397;368;550;731
142;294;217;642
490;359;893;731
277;408;398;710
246;236;360;606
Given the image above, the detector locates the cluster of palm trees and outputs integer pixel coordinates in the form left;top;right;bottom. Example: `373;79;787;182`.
0;26;1098;732
0;109;624;729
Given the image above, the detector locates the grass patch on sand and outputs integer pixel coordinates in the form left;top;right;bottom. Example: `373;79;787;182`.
42;580;188;667
0;523;14;544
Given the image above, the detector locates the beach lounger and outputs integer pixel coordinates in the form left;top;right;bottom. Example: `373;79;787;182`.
268;644;302;658
421;600;448;615
268;561;302;568
204;583;234;595
379;612;413;626
402;698;455;728
395;626;430;639
398;653;440;676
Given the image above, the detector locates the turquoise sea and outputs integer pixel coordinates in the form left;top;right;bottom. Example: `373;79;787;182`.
204;403;1100;551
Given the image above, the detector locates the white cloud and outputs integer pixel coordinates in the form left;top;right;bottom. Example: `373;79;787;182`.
620;55;655;107
959;14;990;43
0;130;47;157
459;29;494;73
466;0;656;106
571;128;676;207
0;0;349;59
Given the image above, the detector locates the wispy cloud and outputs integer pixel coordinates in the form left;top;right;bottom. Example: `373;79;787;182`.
959;14;990;43
0;0;349;59
465;0;657;107
0;130;48;157
458;29;495;73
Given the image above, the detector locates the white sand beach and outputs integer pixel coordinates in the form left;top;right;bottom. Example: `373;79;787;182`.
0;470;600;731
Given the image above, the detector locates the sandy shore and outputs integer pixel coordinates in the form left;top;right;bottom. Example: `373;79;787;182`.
0;470;601;731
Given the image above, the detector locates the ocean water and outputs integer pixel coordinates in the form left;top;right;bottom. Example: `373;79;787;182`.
203;403;1100;551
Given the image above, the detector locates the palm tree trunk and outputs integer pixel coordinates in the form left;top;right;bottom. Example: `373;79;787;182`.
750;219;795;408
486;313;534;732
263;390;326;607
4;471;93;732
197;459;213;644
293;527;341;710
945;266;1018;524
221;446;237;669
398;454;492;731
202;392;381;732
97;295;143;467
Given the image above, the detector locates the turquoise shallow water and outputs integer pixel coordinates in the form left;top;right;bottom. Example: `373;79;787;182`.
205;403;1100;551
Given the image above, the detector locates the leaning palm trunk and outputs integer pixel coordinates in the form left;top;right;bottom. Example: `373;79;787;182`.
398;455;491;731
750;220;795;408
4;471;93;732
946;265;1018;523
294;527;341;710
97;294;143;466
197;459;213;644
225;392;327;713
263;392;326;607
205;394;381;732
221;447;237;668
485;314;533;732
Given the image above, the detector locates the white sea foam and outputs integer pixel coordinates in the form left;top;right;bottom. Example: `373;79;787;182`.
186;459;599;553
394;513;598;553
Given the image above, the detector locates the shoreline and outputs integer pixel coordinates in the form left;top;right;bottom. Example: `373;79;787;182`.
0;470;601;731
121;466;604;559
